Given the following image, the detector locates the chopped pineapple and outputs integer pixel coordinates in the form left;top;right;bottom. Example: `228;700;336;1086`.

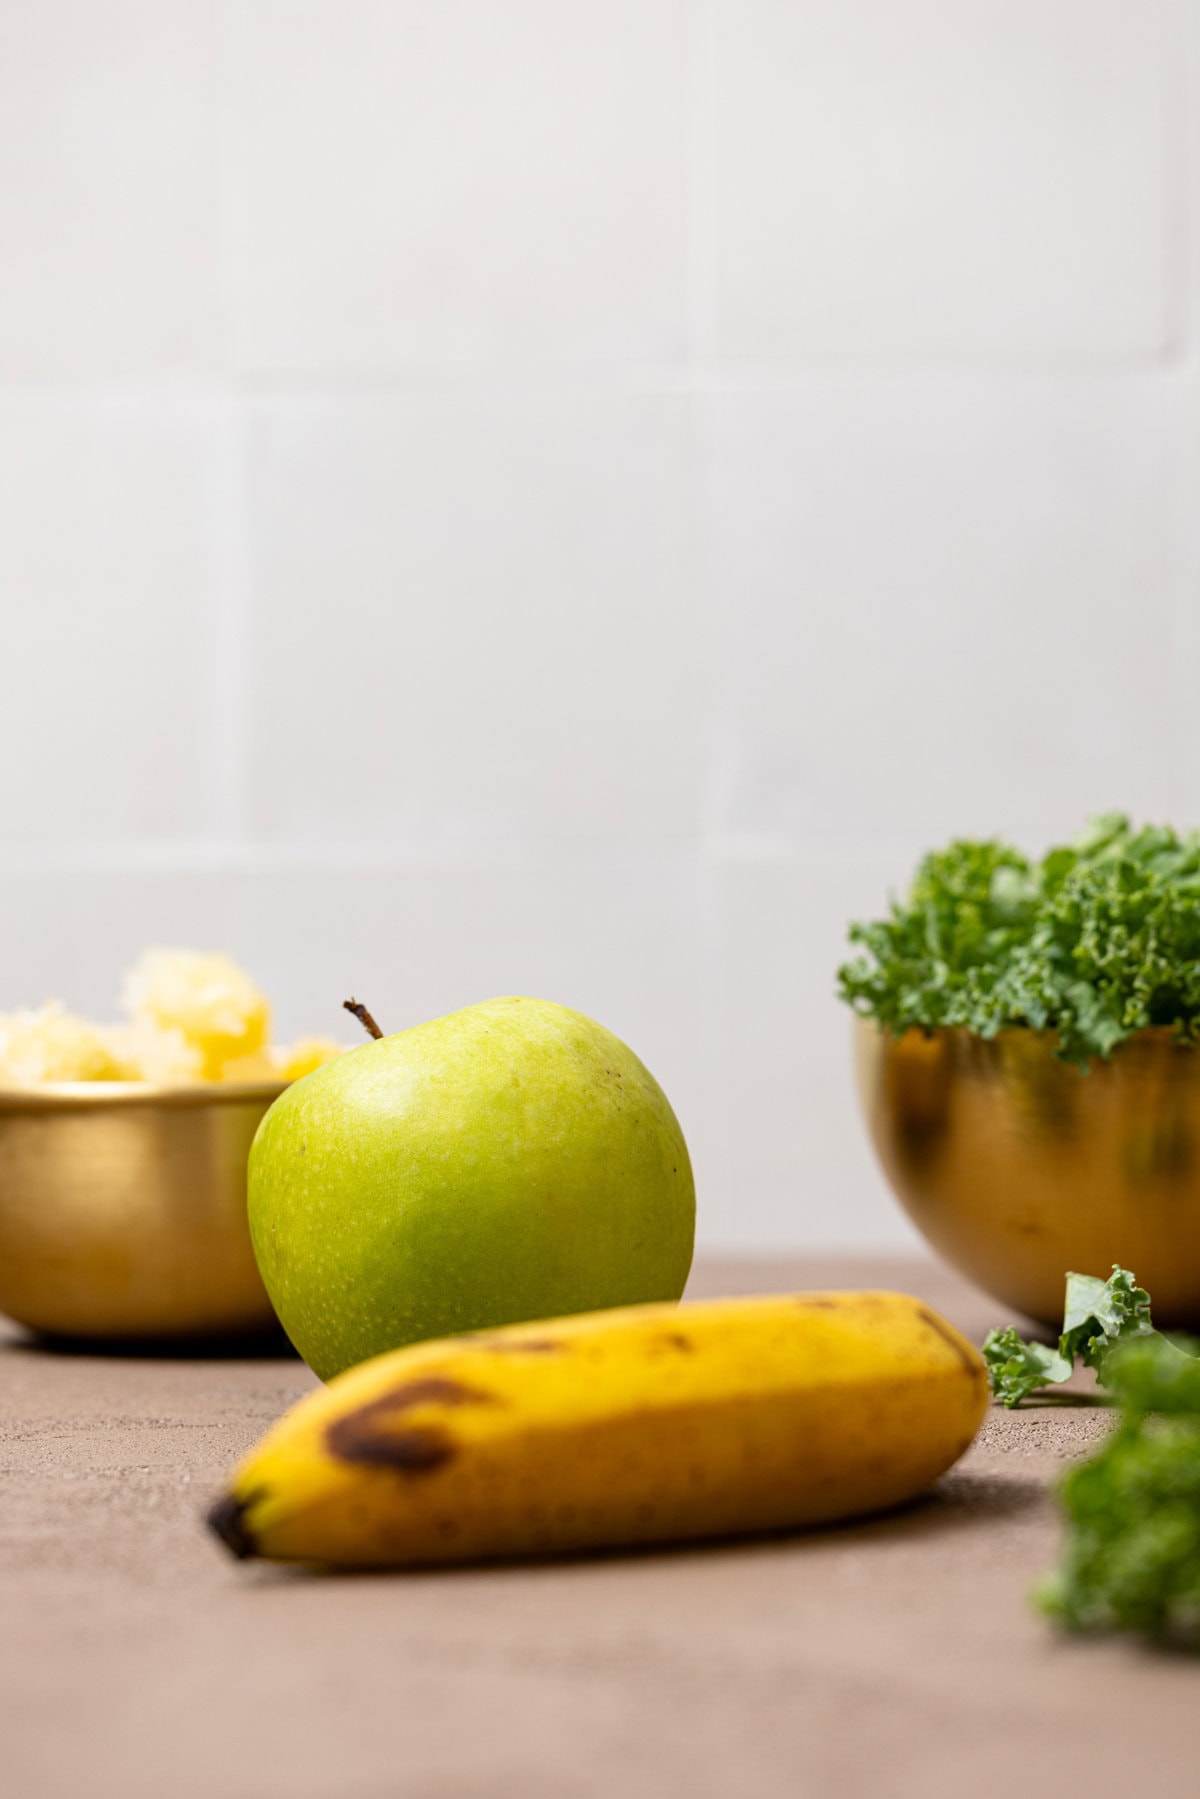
274;1037;346;1082
0;1003;123;1083
122;950;271;1080
217;1050;281;1083
221;1039;347;1083
1;952;344;1088
101;1019;203;1083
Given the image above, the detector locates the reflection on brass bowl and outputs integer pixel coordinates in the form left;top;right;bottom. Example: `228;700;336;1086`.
855;1019;1200;1330
0;1081;286;1340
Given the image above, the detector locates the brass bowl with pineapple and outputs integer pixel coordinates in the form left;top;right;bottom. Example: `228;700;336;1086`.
0;948;347;1342
0;1079;287;1339
855;1019;1200;1330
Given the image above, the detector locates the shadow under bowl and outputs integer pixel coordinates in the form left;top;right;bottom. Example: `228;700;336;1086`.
0;1079;286;1341
855;1018;1200;1330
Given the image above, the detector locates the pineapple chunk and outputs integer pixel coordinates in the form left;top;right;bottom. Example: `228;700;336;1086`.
220;1038;345;1083
0;952;339;1087
122;950;271;1080
217;1049;280;1083
274;1036;346;1082
0;1003;123;1083
101;1019;203;1083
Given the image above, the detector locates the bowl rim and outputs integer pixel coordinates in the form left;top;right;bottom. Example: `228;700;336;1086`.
0;1079;290;1112
852;1017;1193;1050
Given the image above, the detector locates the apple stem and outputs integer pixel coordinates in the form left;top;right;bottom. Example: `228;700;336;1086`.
343;998;384;1041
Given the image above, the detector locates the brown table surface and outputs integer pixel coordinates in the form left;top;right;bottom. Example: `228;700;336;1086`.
2;1256;1195;1798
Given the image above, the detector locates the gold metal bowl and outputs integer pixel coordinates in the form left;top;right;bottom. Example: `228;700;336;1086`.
0;1080;286;1340
855;1019;1200;1330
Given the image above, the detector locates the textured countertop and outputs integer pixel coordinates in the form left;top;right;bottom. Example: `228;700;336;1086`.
2;1256;1195;1798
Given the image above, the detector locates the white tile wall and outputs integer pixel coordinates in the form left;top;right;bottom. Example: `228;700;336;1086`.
708;851;924;1250
711;0;1175;361
0;866;245;1020
228;0;690;372
0;394;227;843
701;372;1183;851
243;389;698;843
0;1;219;377
1;1;1197;1250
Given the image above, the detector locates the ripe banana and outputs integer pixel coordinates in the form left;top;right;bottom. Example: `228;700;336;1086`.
207;1291;988;1567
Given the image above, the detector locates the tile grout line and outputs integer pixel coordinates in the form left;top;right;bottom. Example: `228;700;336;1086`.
683;0;720;368
0;836;930;878
1163;0;1200;823
202;0;253;846
215;0;249;388
205;391;253;845
1163;0;1196;367
677;0;729;1187
0;365;1186;410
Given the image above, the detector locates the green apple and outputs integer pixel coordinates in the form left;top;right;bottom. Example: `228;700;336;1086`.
247;996;695;1379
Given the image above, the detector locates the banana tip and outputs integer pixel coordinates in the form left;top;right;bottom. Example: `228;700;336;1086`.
207;1490;260;1561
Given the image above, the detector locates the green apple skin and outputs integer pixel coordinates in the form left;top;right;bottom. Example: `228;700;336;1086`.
247;997;695;1379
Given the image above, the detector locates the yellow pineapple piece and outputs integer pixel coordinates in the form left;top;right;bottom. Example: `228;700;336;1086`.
221;1039;345;1083
121;950;271;1080
274;1037;346;1082
218;1049;280;1083
101;1019;203;1083
0;1003;123;1083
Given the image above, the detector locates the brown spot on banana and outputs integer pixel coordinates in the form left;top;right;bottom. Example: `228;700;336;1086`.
324;1376;500;1475
330;1421;457;1474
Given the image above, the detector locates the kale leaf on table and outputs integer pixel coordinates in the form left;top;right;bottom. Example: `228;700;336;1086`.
838;814;1200;1067
982;1265;1155;1407
981;1328;1072;1408
1037;1332;1200;1647
1058;1267;1153;1369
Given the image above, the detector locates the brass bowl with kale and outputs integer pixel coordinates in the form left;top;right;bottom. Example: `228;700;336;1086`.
843;817;1200;1329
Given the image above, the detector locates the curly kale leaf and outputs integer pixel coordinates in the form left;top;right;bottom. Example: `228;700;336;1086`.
1104;1332;1200;1415
838;838;1036;1041
983;1266;1155;1406
1059;1266;1153;1371
839;816;1200;1067
1037;1334;1200;1646
982;1328;1072;1408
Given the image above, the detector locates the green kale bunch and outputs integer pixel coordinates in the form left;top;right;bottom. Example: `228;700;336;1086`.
1038;1333;1200;1646
839;815;1200;1066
